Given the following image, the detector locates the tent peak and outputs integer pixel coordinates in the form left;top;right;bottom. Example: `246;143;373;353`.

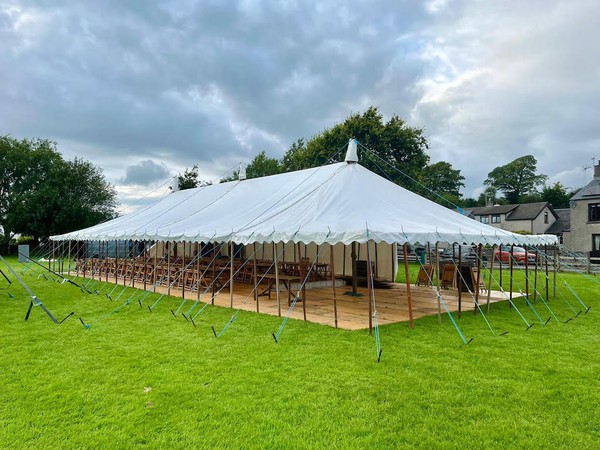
345;139;358;163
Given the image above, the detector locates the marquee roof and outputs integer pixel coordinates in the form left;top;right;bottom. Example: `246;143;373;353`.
51;155;557;247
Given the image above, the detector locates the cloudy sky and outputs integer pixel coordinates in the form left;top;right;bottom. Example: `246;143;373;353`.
1;0;599;210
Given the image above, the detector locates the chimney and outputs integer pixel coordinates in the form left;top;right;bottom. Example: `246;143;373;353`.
595;160;600;179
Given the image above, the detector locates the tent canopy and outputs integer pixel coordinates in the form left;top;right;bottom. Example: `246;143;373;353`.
51;155;557;247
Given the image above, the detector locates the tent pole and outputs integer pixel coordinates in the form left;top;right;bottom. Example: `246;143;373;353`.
544;244;549;301
167;242;171;296
182;241;187;300
197;242;202;301
475;244;482;314
253;243;258;310
330;244;338;328
367;240;373;336
142;241;150;291
132;240;137;288
75;241;80;278
509;244;514;306
499;247;503;287
230;241;235;308
105;240;109;283
82;242;87;279
67;240;71;276
98;241;102;281
524;244;529;299
553;246;557;298
403;243;414;329
343;245;347;277
435;242;441;323
153;241;158;292
486;245;495;313
391;244;395;281
351;242;357;295
533;246;538;302
274;242;281;317
458;244;462;318
211;243;217;305
374;243;379;278
298;242;306;321
114;240;119;285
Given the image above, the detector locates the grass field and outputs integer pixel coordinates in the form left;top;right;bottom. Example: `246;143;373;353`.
0;256;599;448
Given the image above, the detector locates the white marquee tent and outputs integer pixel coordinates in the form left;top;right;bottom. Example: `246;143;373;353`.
51;141;557;248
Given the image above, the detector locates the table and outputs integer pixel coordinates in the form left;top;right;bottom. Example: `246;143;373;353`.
257;274;303;305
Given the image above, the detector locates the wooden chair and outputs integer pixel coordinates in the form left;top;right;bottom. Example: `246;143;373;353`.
415;264;434;286
441;264;456;289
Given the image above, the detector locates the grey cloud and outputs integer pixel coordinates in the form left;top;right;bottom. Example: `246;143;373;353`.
1;0;599;201
120;159;171;186
0;1;430;165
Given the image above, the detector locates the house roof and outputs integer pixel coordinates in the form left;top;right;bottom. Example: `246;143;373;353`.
49;160;557;247
470;202;556;221
506;202;557;220
571;177;600;201
545;208;570;234
470;205;517;215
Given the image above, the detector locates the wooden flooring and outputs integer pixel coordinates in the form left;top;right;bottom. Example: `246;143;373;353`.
89;275;512;330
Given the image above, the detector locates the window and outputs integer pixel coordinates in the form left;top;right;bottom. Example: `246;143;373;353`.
492;214;501;223
593;235;600;252
589;203;600;222
544;211;549;224
480;216;489;224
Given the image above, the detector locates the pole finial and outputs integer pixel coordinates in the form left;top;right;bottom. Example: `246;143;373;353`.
345;139;358;163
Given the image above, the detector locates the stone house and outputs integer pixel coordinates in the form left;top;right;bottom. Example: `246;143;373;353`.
563;162;600;256
469;202;558;235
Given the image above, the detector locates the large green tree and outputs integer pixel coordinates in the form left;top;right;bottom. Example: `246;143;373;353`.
420;161;465;202
223;108;467;204
0;136;117;249
246;151;282;179
484;155;547;204
280;107;430;192
541;182;576;208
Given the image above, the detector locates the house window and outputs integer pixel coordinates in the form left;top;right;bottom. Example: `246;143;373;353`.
492;215;501;223
593;235;600;252
544;211;549;224
480;216;489;224
589;203;600;222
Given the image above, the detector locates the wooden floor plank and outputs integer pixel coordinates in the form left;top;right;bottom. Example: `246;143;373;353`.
85;274;513;330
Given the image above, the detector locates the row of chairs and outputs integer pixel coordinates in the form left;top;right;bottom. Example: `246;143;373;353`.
415;263;487;293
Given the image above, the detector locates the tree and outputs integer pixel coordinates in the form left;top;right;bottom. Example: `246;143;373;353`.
176;165;205;190
246;151;282;179
541;182;576;208
280;107;430;192
0;136;117;249
10;158;117;240
420;161;465;201
476;186;501;206
460;197;478;208
484;155;547;204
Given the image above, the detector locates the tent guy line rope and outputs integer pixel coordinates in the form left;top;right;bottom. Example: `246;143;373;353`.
366;227;383;362
272;231;331;343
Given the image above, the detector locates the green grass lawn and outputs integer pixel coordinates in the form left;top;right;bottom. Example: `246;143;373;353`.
0;257;599;448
